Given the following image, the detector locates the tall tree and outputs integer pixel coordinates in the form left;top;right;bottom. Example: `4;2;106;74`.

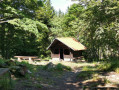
63;0;119;61
0;0;52;59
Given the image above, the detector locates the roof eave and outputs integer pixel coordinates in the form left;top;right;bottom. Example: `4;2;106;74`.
47;39;56;50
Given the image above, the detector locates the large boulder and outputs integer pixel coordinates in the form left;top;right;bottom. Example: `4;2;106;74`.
44;62;55;70
11;64;28;77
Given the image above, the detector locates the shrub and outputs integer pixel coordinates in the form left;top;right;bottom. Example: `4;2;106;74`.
0;73;15;89
0;58;6;68
19;61;34;71
42;57;51;61
97;59;119;72
0;59;5;64
97;62;112;71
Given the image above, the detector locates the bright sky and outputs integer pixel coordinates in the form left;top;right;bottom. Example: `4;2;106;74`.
51;0;79;13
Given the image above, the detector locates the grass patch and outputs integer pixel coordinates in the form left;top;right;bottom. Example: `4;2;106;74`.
77;63;99;80
97;59;119;72
43;63;72;71
115;68;119;73
0;73;15;90
82;66;98;71
36;76;54;85
34;83;42;88
22;81;33;87
77;71;94;79
55;63;71;71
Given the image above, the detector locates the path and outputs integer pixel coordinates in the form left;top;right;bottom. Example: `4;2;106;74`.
38;68;83;90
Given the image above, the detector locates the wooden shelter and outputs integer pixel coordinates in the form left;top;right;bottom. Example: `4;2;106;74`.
47;37;86;61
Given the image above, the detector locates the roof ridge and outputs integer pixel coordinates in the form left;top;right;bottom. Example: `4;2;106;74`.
47;37;87;51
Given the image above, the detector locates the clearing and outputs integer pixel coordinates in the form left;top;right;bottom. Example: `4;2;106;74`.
12;61;119;90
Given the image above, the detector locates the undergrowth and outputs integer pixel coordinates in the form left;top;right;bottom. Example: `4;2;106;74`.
97;59;119;72
0;72;15;90
43;63;72;71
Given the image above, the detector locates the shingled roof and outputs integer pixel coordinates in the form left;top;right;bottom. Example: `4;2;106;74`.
47;37;86;51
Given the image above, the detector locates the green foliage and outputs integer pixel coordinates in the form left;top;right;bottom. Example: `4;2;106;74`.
55;63;72;71
77;71;93;79
82;66;96;71
0;0;54;59
19;61;35;71
103;78;110;84
0;58;5;66
42;56;51;61
97;59;119;71
10;61;37;78
44;63;72;71
115;68;119;73
0;73;15;90
78;63;99;79
61;0;119;61
0;0;118;62
36;0;55;25
97;62;112;71
8;18;48;36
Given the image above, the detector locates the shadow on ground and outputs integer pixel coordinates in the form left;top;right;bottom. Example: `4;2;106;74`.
13;61;119;90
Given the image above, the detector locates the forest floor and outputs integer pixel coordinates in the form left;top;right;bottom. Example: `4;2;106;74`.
14;61;119;90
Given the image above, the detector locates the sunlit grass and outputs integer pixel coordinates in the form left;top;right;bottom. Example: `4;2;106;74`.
36;60;95;70
43;63;72;71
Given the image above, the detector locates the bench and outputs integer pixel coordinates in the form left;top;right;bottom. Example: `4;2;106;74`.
14;56;38;64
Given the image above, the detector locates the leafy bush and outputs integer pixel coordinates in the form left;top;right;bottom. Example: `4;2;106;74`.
0;58;6;68
0;58;17;68
97;59;119;72
97;62;112;71
0;73;15;90
42;57;51;61
19;61;34;71
0;59;5;64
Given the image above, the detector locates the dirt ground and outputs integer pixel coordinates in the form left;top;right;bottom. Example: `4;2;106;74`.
14;68;83;90
14;61;119;90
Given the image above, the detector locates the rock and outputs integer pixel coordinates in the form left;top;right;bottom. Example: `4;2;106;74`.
10;65;28;77
27;70;32;74
19;65;27;76
45;62;55;70
0;63;8;68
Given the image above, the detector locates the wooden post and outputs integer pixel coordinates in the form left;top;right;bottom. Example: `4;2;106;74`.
29;57;33;64
70;49;73;61
59;48;60;61
18;57;21;62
